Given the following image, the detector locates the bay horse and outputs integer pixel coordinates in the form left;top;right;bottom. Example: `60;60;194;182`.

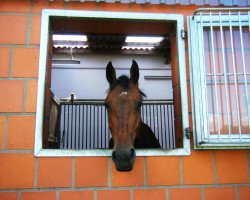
105;60;161;171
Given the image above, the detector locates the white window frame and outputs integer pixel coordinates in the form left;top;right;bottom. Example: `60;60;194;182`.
188;8;250;149
34;9;190;157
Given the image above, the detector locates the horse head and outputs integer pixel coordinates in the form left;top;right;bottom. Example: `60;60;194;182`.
105;60;144;171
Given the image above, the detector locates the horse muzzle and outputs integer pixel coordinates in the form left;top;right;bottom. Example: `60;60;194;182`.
112;147;136;171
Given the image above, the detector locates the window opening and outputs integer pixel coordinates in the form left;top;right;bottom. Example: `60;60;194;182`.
52;32;174;150
188;8;250;148
35;10;190;156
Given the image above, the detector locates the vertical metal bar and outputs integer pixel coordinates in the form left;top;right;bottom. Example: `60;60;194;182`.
172;104;176;148
71;104;74;148
101;105;103;149
105;108;108;148
67;105;70;149
200;12;210;142
163;103;167;149
79;105;82;149
209;11;221;140
93;105;96;149
63;105;66;148
219;11;232;139
78;105;81;149
229;11;242;138
152;104;156;134
96;105;98;148
90;105;92;149
167;104;171;148
74;105;77;149
160;105;163;148
238;11;250;133
156;104;159;142
86;105;89;149
82;104;86;149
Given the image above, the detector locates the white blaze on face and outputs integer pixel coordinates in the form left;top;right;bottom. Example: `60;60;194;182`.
119;91;128;96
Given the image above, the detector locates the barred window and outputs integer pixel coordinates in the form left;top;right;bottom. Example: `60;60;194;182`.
188;8;250;149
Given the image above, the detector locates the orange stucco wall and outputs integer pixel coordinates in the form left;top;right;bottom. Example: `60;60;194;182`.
0;1;249;200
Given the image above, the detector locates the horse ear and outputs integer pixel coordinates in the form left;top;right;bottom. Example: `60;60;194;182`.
130;60;139;84
106;61;117;85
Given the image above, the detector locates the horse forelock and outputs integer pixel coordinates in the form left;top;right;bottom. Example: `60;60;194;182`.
108;75;146;99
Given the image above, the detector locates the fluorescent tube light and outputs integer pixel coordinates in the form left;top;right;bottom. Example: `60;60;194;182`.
53;34;87;42
125;36;163;43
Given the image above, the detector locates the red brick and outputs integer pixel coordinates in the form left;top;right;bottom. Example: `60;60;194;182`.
239;186;250;200
0;0;30;13
134;189;166;200
30;16;41;45
182;151;214;185
0;153;34;189
0;116;5;149
111;157;144;187
0;192;18;200
12;48;39;78
129;3;142;12
37;157;72;188
147;157;180;186
0;47;10;78
21;191;56;200
74;157;108;187
169;188;202;200
60;191;94;200
97;190;130;200
216;150;248;184
66;2;97;10
6;116;35;150
26;80;38;112
0;80;24;112
32;0;64;14
98;2;129;12
0;15;27;44
204;187;236;200
142;4;172;13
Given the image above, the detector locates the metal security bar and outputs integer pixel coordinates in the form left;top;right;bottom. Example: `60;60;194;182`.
59;100;175;149
188;8;250;149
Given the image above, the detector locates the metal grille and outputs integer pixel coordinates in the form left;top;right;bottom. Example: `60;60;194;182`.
59;100;175;149
188;8;250;148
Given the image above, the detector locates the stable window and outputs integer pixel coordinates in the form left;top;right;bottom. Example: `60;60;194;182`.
35;10;190;156
188;8;250;149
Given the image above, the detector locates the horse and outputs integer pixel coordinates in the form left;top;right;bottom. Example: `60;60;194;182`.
105;60;161;172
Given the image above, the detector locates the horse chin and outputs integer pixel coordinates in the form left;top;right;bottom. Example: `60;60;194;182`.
114;157;135;172
116;165;133;172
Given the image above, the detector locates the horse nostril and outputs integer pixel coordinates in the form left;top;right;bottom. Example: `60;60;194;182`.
112;151;117;162
130;148;136;160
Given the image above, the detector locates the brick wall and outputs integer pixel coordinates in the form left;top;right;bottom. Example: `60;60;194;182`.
0;1;249;200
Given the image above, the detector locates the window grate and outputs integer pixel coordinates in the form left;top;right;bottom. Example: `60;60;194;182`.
59;100;175;149
188;8;250;148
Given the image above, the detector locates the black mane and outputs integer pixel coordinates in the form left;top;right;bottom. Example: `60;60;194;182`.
108;75;146;98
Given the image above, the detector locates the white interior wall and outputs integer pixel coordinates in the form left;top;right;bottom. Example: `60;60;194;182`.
51;53;173;100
